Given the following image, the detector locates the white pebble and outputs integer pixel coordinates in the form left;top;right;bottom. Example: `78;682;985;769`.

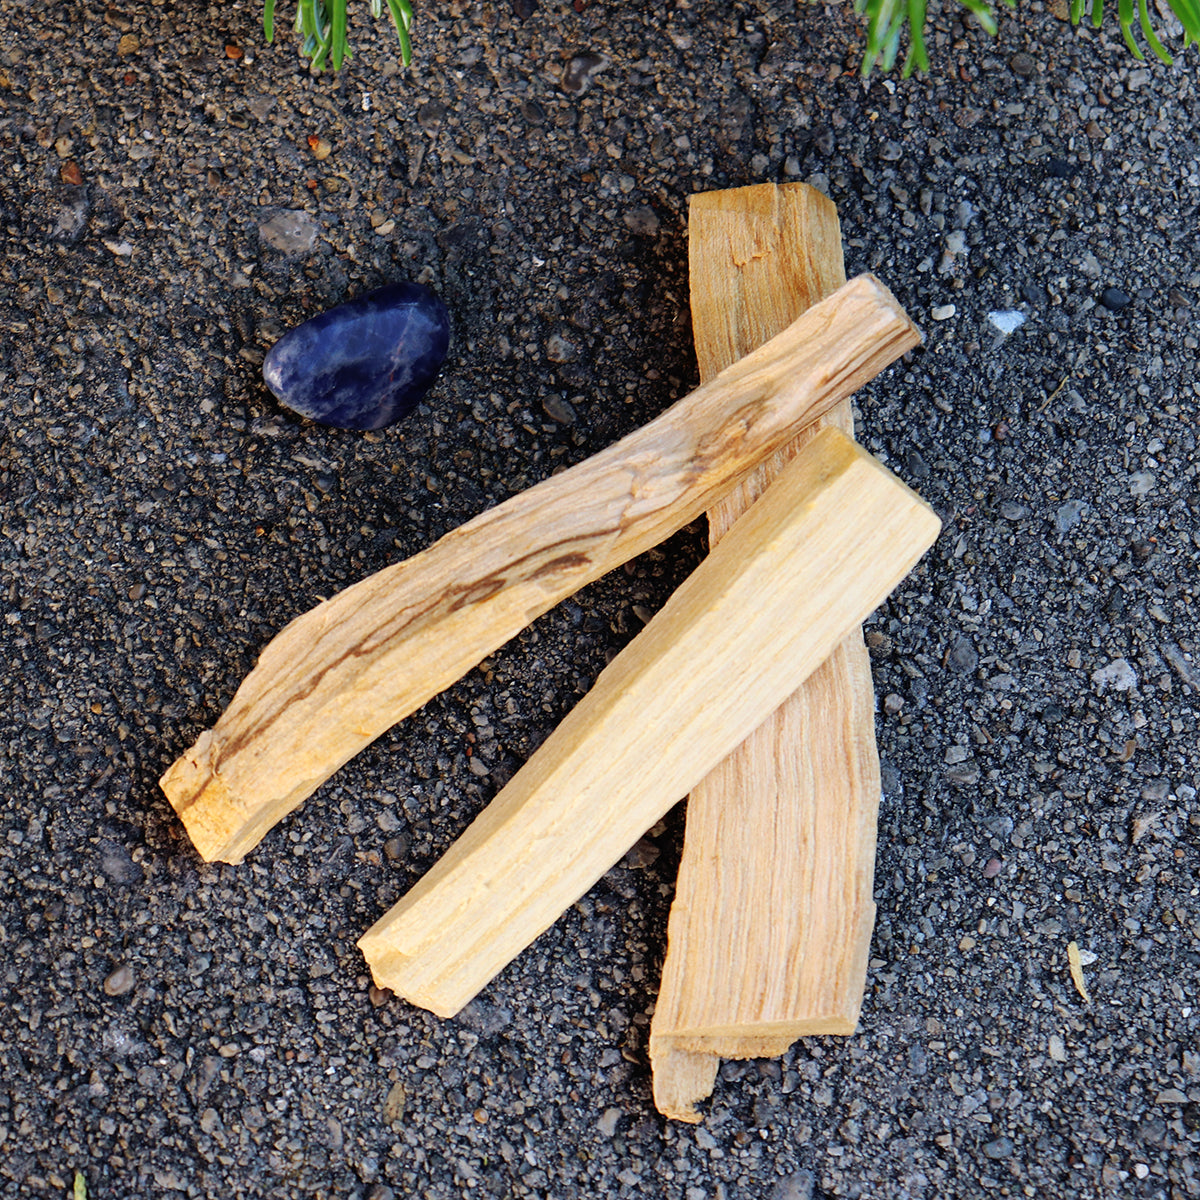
1134;1164;1150;1180
987;310;1026;335
932;304;956;321
1091;658;1138;693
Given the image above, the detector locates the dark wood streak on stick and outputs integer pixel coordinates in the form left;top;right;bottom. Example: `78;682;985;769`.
207;530;619;770
159;275;921;864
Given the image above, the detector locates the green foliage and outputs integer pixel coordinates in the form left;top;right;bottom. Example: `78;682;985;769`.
856;0;1198;72
264;0;413;72
263;0;1196;75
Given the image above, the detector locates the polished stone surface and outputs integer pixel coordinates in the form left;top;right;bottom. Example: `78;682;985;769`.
263;282;450;430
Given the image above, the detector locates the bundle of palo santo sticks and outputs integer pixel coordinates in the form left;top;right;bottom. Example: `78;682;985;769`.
160;183;940;1122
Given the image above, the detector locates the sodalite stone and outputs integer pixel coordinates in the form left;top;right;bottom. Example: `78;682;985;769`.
263;282;450;430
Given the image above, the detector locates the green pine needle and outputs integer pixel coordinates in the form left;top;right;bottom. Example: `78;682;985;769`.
264;0;412;70
1139;0;1174;59
856;0;1194;75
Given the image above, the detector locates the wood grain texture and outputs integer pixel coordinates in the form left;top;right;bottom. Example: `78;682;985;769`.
651;183;889;1122
358;428;940;1017
160;274;921;865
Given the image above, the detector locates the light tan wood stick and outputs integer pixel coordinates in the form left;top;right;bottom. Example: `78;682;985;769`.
357;428;938;1017
650;184;888;1122
161;275;920;865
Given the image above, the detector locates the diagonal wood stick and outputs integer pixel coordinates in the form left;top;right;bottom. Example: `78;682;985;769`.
161;274;920;865
650;183;886;1122
358;427;940;1017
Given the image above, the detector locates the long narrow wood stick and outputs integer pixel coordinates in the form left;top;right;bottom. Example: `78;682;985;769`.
650;184;888;1121
161;275;920;864
358;427;940;1017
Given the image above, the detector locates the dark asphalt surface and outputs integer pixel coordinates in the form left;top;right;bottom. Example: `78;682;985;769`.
1;0;1198;1195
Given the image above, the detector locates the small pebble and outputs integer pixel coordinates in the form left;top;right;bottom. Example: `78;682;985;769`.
987;310;1025;336
621;837;660;869
623;205;660;237
542;395;576;424
561;51;609;95
416;100;447;133
1092;658;1137;692
597;1107;622;1137
1100;287;1131;310
258;210;321;255
983;1137;1014;1159
545;334;578;364
1009;52;1035;76
104;965;134;996
983;858;1002;878
947;634;978;673
1055;500;1085;534
931;304;956;321
905;448;930;479
1020;280;1048;307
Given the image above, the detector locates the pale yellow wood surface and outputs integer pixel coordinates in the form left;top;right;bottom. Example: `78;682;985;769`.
161;275;921;865
651;183;887;1122
358;428;939;1018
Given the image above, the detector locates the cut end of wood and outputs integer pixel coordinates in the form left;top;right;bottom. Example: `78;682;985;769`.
842;273;923;347
160;730;314;864
649;1042;719;1124
651;1020;859;1123
160;733;243;863
357;950;458;1021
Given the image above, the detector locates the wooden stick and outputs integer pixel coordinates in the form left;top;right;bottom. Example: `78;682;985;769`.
357;428;939;1017
161;275;920;864
650;184;887;1121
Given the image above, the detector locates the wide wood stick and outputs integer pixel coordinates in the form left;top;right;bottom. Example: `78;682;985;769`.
358;427;939;1017
161;275;920;864
650;184;887;1121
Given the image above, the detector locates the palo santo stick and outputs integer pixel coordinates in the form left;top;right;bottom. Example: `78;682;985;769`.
358;427;940;1018
161;275;920;864
651;184;883;1121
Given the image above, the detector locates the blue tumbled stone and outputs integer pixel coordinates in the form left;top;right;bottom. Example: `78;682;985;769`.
263;282;450;431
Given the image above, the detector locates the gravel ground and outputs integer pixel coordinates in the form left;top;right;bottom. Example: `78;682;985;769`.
2;0;1198;1195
